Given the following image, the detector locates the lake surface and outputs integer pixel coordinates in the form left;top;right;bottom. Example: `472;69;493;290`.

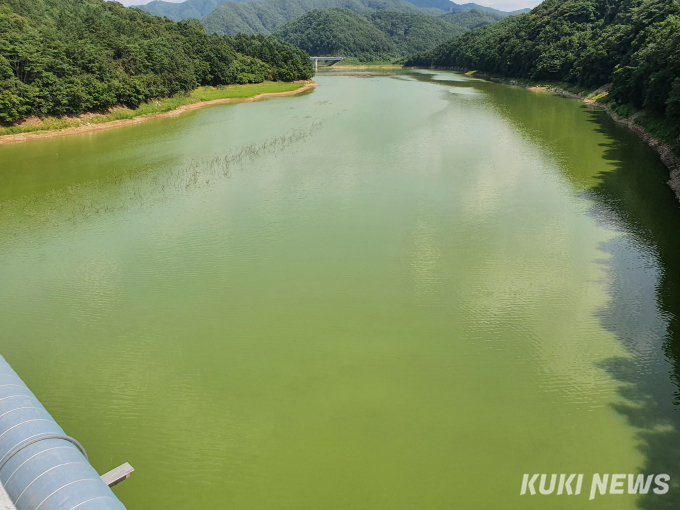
1;70;680;509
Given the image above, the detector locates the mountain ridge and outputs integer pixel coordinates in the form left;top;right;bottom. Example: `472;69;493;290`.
133;0;527;22
202;0;424;36
274;8;466;58
439;8;504;29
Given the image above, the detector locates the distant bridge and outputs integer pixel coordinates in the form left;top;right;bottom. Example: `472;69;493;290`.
310;57;344;70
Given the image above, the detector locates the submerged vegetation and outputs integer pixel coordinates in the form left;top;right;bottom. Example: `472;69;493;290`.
0;0;313;125
0;118;330;238
405;0;680;150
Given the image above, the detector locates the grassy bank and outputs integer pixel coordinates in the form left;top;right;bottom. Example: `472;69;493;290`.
0;81;307;138
190;82;305;101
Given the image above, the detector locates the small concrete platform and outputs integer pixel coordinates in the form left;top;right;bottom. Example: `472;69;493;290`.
0;483;16;510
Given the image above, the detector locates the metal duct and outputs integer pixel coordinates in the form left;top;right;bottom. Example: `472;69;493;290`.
0;355;126;510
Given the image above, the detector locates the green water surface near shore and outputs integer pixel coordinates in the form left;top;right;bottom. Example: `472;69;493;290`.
1;71;680;509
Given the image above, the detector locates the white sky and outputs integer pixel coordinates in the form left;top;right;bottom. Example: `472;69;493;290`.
117;0;540;12
483;0;540;10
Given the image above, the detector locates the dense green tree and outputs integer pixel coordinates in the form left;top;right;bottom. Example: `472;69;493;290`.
275;9;395;59
202;0;425;36
134;0;242;22
140;0;526;22
0;0;313;124
229;32;315;80
275;8;464;59
367;11;466;53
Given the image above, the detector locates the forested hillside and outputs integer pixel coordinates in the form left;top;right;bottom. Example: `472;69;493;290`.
276;9;394;58
135;0;241;21
406;0;680;142
202;0;422;36
0;0;313;124
439;8;503;28
368;11;466;52
138;0;524;22
275;8;464;58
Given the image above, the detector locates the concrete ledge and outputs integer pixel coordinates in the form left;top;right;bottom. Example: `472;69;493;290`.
0;483;16;510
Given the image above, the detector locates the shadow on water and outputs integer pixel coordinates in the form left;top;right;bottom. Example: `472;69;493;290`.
585;110;680;509
409;69;680;507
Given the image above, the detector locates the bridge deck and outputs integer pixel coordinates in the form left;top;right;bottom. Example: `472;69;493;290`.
310;57;344;69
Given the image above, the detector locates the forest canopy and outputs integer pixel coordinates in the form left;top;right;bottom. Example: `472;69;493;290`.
405;0;680;137
201;0;423;36
142;0;521;24
367;11;467;54
275;9;395;59
0;0;313;124
275;8;465;59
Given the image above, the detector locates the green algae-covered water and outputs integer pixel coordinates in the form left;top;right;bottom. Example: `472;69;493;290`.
1;71;680;509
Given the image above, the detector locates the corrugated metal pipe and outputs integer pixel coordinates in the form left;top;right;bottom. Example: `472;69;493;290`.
0;355;127;510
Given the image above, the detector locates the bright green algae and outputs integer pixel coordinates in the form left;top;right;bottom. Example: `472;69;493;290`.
1;71;679;509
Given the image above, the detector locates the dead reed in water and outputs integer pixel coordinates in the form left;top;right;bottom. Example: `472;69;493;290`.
0;119;328;238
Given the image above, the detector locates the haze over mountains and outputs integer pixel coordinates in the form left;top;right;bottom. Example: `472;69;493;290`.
203;0;427;36
399;0;528;15
439;9;503;28
132;0;529;58
136;0;529;25
136;0;248;20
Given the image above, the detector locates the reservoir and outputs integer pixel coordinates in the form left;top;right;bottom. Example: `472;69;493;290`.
1;70;679;509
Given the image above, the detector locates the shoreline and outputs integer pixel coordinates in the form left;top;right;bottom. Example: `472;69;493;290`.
0;81;318;146
411;67;680;203
528;83;680;203
322;65;403;70
536;85;680;202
